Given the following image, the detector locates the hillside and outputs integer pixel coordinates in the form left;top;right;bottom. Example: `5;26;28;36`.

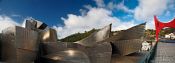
59;28;98;42
59;28;175;42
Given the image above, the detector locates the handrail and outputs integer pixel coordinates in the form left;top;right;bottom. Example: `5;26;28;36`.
139;42;158;63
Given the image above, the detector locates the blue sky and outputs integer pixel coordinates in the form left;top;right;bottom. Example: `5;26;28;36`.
0;0;96;26
0;0;174;38
0;0;138;25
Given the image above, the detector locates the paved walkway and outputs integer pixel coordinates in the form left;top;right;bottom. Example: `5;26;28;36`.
153;42;175;63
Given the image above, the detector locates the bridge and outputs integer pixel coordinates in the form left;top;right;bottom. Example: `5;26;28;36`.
129;16;175;63
140;40;175;63
141;16;175;63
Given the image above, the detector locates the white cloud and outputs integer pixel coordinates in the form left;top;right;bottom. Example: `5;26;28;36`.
94;0;134;13
94;0;105;7
53;8;136;39
21;17;35;28
134;0;170;20
0;15;20;33
146;19;155;29
107;1;134;13
168;0;175;11
53;0;175;38
133;0;175;29
112;21;136;30
167;0;175;17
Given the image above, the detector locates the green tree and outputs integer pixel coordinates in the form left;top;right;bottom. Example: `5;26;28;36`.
59;28;97;42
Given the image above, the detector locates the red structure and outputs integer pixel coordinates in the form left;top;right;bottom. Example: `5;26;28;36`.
154;16;175;42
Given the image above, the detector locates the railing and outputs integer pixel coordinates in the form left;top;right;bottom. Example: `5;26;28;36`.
139;42;158;63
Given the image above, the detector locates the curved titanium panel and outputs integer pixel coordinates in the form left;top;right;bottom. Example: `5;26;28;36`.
111;39;142;56
104;23;145;42
1;26;39;63
75;24;111;46
42;42;112;63
40;28;57;43
25;19;48;30
85;42;112;63
42;42;86;55
44;49;90;63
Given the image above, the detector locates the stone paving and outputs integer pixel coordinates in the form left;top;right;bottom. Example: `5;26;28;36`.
153;42;175;63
